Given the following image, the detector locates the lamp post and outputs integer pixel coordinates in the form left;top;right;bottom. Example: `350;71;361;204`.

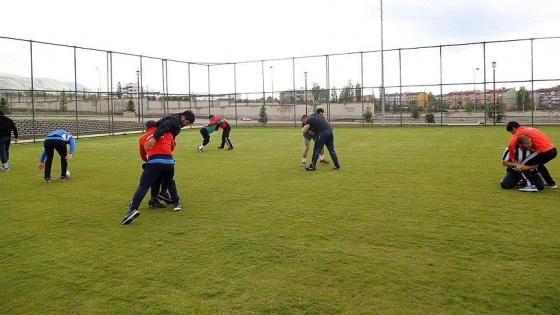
95;67;101;94
270;65;274;104
492;61;496;125
136;70;140;122
304;71;308;114
94;67;102;114
473;67;479;111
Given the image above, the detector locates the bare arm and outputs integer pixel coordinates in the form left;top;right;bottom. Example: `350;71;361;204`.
515;164;538;172
503;158;538;171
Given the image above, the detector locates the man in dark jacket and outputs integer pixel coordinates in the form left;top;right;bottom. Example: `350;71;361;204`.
143;110;196;151
0;109;19;171
301;108;340;171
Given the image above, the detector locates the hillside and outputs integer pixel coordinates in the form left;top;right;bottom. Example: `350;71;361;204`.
0;73;89;92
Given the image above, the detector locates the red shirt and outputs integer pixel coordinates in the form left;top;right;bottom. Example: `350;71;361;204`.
508;126;555;160
209;116;228;129
139;127;175;162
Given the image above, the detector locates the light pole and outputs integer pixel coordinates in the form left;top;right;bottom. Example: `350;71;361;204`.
94;67;101;114
492;61;497;125
95;67;102;93
136;70;140;122
473;67;479;111
304;71;308;114
270;65;274;104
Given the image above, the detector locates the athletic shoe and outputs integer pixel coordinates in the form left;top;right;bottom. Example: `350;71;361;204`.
333;166;340;170
319;159;330;164
1;166;10;172
122;210;140;225
148;199;166;209
545;184;558;189
157;192;173;204
519;185;538;192
60;175;69;182
227;148;234;150
306;166;316;171
301;161;307;167
218;147;224;150
122;210;140;224
45;177;51;183
173;203;181;211
197;148;203;153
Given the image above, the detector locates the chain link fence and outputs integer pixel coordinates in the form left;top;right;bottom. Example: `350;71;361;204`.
1;35;560;140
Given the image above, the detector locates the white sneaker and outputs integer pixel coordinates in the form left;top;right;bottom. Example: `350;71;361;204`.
519;185;538;192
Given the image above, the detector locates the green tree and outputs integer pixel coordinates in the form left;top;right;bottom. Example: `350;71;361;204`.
312;83;321;103
465;100;474;113
330;87;338;103
340;80;355;103
425;112;435;124
427;92;438;111
0;97;11;114
321;89;329;103
59;90;68;112
371;91;378;110
392;99;398;114
517;86;531;111
355;82;362;101
488;101;506;125
407;99;418;111
363;107;373;124
411;106;419;119
347;81;355;101
258;104;268;124
116;82;123;99
126;97;136;112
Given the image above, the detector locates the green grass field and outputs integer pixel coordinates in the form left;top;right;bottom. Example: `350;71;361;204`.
1;126;559;314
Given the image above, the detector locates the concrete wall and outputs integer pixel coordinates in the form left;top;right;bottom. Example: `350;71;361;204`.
5;95;372;121
14;119;145;137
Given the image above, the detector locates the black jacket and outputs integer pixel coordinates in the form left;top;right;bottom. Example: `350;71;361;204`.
154;113;182;140
0;115;18;138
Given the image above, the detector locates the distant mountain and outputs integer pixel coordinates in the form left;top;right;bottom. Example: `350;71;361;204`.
0;73;89;92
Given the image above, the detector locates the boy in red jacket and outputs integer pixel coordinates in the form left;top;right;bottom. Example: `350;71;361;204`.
506;121;557;189
122;124;181;225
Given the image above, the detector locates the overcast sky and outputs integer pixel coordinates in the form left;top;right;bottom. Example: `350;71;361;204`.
1;0;560;93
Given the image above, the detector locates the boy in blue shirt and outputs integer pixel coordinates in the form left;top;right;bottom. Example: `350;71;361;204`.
38;130;76;183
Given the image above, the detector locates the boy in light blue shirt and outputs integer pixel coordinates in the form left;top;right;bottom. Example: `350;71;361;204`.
38;130;76;183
